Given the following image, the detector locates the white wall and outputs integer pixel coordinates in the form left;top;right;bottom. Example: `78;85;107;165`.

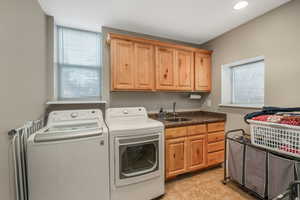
0;0;48;199
201;0;300;132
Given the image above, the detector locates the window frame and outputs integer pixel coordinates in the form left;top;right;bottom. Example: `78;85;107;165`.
220;56;265;109
55;25;102;101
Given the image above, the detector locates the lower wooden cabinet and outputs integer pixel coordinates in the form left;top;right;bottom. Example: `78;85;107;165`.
165;122;225;179
187;135;207;171
207;141;225;153
165;137;188;178
207;151;224;166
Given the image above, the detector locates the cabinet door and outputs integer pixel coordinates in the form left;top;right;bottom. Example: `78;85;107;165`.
111;39;134;90
187;135;207;171
175;50;194;90
195;53;211;91
134;43;154;90
166;137;188;178
155;46;176;90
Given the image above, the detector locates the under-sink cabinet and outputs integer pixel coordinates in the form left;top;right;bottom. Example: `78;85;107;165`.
165;122;225;179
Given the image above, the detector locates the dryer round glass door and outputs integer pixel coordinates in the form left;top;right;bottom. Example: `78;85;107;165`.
115;133;161;186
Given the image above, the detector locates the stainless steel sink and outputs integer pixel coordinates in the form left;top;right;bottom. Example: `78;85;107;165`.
164;117;191;122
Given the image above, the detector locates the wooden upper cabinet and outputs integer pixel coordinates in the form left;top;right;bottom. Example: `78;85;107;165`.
195;52;211;91
111;39;154;91
155;46;176;90
134;43;154;90
175;50;194;91
108;33;212;92
111;39;135;90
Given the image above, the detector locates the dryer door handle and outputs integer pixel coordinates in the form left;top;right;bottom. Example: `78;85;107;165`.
121;161;158;178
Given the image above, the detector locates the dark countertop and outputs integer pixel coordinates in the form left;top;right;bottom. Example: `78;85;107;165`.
149;111;226;128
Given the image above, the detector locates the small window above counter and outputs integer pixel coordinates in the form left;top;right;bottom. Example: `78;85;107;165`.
106;32;212;92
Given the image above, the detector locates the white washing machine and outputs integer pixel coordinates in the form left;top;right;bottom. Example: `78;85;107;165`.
27;109;110;200
106;107;165;200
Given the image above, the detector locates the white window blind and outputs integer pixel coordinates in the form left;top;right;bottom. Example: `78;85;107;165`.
231;61;264;105
221;57;265;108
57;26;101;99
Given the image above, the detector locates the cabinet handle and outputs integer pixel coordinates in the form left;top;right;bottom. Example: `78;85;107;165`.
173;154;176;159
201;58;203;64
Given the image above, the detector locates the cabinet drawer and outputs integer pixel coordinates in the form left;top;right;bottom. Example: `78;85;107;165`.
165;127;187;139
208;131;224;143
187;124;207;136
208;151;224;166
207;122;225;132
208;141;225;153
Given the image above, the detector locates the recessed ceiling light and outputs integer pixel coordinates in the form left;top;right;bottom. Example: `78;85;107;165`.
234;1;249;10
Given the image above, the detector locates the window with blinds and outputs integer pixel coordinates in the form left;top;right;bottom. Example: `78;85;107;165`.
57;26;101;99
221;56;265;108
231;61;264;105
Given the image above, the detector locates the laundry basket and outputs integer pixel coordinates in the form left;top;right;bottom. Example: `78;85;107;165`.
248;119;300;158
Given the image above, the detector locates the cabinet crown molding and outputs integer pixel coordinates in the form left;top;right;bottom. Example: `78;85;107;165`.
107;32;213;55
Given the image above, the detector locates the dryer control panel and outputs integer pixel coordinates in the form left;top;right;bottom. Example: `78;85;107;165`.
106;107;148;121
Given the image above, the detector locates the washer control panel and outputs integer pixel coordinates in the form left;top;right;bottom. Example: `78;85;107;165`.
48;109;102;124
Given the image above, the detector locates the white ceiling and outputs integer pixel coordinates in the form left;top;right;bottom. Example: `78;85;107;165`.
38;0;290;44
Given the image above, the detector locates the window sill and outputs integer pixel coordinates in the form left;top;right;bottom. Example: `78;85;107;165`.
218;104;263;109
46;100;107;105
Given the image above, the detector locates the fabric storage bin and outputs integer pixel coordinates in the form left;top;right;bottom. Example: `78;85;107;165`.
268;153;296;200
228;140;244;185
244;145;267;198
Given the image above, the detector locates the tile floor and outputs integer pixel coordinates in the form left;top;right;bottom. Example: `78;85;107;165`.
160;167;255;200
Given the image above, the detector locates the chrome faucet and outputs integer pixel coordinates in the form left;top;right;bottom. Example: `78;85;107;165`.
172;102;176;118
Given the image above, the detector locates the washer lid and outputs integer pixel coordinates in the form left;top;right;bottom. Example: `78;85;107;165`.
32;120;105;143
34;127;103;143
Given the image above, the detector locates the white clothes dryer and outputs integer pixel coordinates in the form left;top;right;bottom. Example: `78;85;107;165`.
106;107;165;200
